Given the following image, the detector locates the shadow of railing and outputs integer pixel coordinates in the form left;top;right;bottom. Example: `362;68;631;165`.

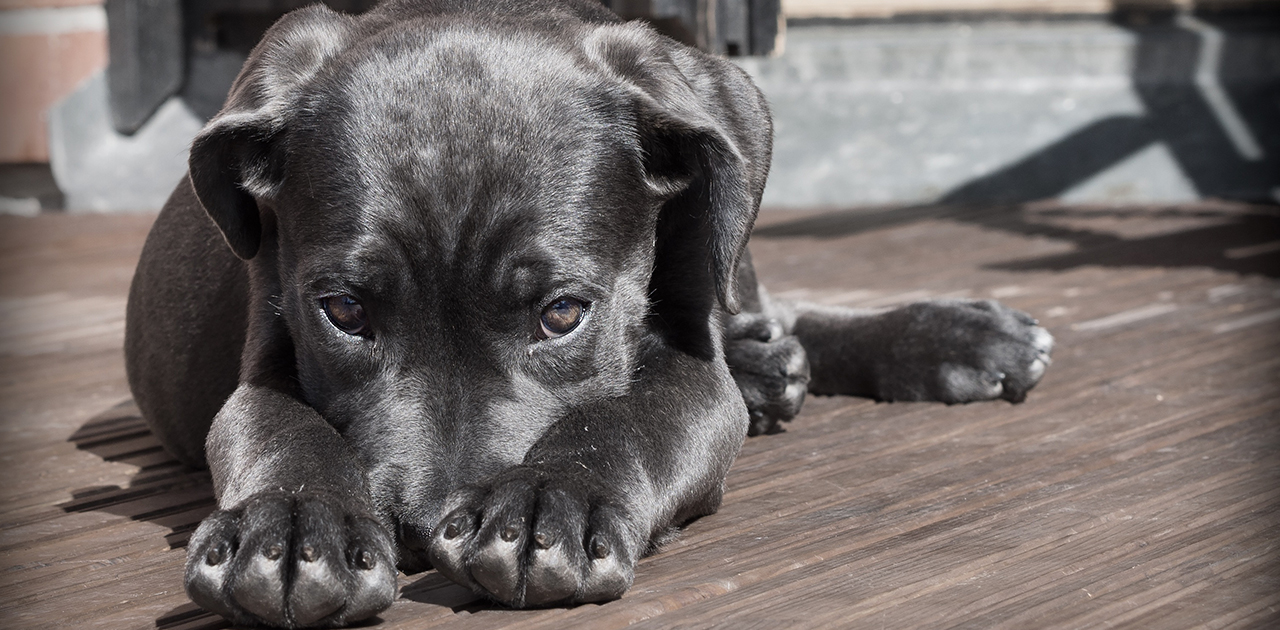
63;401;489;628
940;7;1280;206
753;203;1280;279
61;401;232;628
60;400;216;550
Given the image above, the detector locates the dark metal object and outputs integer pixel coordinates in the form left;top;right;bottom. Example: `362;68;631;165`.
105;0;374;134
105;0;184;134
604;0;781;55
748;0;781;56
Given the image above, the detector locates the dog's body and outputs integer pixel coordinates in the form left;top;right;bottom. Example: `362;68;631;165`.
125;0;1053;626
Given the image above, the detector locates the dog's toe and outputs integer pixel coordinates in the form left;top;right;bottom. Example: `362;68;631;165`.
938;364;1006;404
873;300;1056;404
470;479;538;602
574;506;634;602
428;469;637;607
523;538;583;604
185;493;396;628
521;487;589;604
1031;326;1055;355
725;322;810;436
996;325;1055;403
185;511;241;622
231;538;290;626
1027;356;1048;381
428;509;480;588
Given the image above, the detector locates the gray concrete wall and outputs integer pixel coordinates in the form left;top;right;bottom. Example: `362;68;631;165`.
737;13;1280;207
42;12;1280;212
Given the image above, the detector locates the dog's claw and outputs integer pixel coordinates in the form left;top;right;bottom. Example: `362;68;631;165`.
590;537;610;559
352;548;376;570
205;542;228;566
443;512;474;541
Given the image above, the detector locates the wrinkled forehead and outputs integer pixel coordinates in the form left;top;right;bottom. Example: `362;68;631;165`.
282;24;651;283
340;24;634;217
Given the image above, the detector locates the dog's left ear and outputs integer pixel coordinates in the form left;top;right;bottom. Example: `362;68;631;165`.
586;23;772;315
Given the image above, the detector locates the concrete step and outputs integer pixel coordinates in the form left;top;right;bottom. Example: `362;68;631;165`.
37;10;1280;212
738;11;1280;207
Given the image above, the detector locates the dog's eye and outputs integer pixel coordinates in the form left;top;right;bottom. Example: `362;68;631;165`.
320;295;368;335
539;297;586;339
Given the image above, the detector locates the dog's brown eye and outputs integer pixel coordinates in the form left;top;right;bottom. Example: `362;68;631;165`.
539;297;586;339
321;295;368;335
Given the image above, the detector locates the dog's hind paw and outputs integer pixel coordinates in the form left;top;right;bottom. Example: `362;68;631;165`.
184;492;396;628
868;299;1055;404
724;313;811;436
428;467;640;608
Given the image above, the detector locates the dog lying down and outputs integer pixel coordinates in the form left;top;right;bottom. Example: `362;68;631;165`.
124;0;1054;626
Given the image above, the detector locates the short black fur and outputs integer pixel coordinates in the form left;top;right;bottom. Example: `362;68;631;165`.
125;1;1054;626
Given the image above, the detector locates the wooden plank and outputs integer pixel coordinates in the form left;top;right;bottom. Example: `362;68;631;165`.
0;204;1276;629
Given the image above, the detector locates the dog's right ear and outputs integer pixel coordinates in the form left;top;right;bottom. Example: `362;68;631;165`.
584;22;773;320
188;5;354;260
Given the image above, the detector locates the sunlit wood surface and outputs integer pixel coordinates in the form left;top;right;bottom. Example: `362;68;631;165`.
2;202;1277;629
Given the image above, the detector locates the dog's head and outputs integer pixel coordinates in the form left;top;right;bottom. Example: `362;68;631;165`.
187;5;770;569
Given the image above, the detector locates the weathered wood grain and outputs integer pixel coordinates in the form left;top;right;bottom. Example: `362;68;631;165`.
0;203;1276;629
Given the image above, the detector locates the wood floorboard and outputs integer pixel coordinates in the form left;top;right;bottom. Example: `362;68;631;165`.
1;203;1277;629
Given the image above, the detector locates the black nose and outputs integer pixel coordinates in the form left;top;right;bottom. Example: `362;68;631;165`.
396;520;435;574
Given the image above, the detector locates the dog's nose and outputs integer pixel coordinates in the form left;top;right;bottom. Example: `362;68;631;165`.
396;520;435;574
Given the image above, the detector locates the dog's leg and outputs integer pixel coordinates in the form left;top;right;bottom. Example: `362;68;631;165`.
427;345;746;608
727;252;1054;435
129;182;396;626
773;295;1054;406
179;222;396;627
184;384;397;628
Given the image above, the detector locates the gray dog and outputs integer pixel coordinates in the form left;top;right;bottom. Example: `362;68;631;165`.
124;0;1054;626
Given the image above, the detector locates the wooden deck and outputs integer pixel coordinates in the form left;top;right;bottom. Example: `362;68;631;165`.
2;202;1278;629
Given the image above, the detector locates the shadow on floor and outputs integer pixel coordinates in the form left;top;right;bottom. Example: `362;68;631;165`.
754;203;1280;278
64;401;484;627
61;402;229;628
940;9;1280;206
400;573;489;612
153;599;395;630
146;563;490;629
155;602;231;630
60;399;215;550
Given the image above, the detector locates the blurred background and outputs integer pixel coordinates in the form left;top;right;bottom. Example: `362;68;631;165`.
0;0;1277;213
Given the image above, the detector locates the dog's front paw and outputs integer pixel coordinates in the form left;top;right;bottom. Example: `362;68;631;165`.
428;467;640;607
725;313;811;436
876;299;1054;404
185;492;396;628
